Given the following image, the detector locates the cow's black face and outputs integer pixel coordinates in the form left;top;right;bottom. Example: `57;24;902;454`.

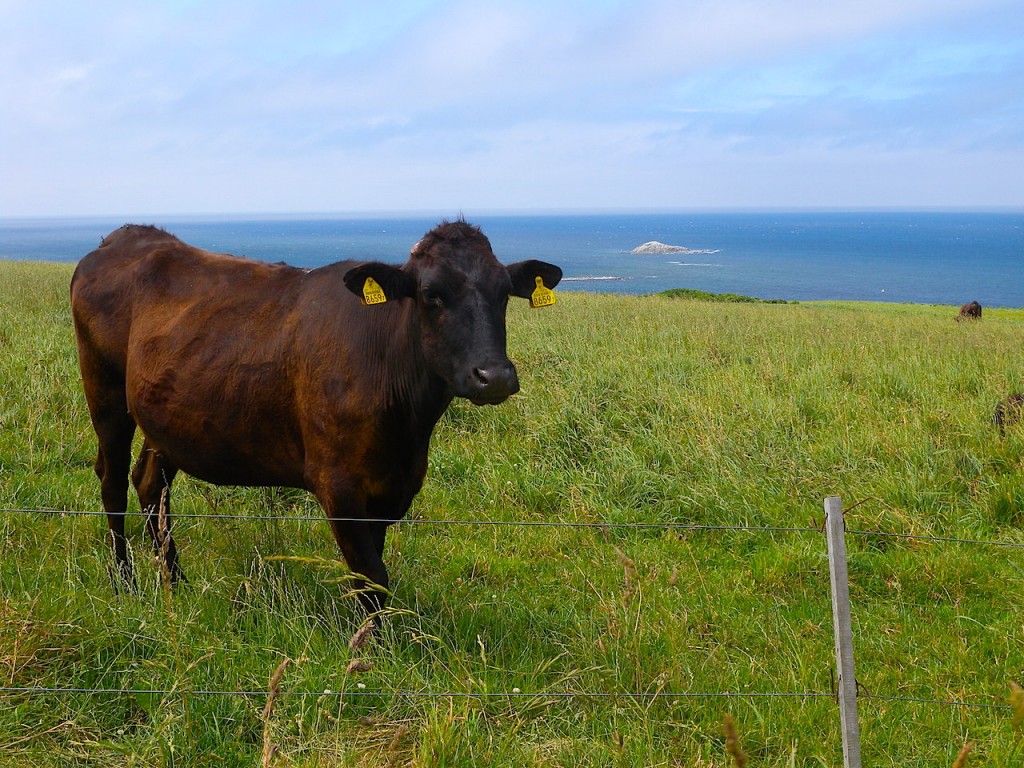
414;255;518;404
342;221;562;405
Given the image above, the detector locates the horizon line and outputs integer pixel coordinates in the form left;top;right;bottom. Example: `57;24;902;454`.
3;205;1024;223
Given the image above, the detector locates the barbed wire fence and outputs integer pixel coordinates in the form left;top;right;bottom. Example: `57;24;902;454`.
1;497;1021;766
3;503;1023;544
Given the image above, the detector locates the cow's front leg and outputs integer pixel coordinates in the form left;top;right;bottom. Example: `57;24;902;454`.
333;518;389;615
318;488;389;615
367;497;402;558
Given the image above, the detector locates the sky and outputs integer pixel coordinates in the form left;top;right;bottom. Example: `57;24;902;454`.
2;0;1023;217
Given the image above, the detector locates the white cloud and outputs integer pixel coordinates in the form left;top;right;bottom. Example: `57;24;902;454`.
1;0;1022;215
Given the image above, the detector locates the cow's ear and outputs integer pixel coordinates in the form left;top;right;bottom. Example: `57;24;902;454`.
507;260;563;299
343;263;416;304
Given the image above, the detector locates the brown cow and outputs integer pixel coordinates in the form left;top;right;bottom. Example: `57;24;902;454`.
957;300;982;320
71;220;562;614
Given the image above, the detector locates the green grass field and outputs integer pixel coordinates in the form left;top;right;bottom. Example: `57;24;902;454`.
1;261;1022;766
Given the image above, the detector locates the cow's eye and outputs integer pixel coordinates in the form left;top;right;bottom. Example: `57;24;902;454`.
422;289;444;308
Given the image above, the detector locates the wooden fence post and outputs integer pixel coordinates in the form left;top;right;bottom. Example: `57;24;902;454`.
825;496;862;768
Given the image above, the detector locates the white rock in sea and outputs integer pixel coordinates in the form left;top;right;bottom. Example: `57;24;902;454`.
630;241;718;255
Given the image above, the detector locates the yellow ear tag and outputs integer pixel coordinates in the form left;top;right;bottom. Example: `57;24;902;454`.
530;276;556;308
362;276;387;305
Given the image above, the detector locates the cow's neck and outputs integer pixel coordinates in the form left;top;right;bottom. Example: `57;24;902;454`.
364;300;453;436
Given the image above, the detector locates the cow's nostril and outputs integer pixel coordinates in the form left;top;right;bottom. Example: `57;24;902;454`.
468;363;520;402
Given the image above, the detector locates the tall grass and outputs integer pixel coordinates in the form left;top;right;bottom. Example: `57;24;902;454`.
1;261;1022;766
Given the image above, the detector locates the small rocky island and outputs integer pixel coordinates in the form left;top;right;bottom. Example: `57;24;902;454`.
630;241;720;255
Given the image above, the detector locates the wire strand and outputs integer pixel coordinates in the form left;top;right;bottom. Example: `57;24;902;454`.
845;528;1024;550
0;685;832;701
1;685;1010;712
859;693;1013;712
0;507;816;534
6;507;1023;549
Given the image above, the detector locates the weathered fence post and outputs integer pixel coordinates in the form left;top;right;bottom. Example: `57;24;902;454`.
825;496;862;768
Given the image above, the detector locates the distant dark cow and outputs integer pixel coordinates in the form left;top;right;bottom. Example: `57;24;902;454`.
71;220;562;614
993;393;1024;436
957;301;982;320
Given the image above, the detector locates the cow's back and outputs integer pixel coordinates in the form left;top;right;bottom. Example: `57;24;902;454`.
71;225;307;362
71;225;186;372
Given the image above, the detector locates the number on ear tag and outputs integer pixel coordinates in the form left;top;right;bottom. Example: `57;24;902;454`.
362;276;387;305
530;276;556;308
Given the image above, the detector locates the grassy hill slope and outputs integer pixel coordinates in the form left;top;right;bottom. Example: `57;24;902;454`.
1;261;1022;766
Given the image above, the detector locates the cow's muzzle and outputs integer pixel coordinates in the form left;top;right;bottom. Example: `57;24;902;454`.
465;361;520;405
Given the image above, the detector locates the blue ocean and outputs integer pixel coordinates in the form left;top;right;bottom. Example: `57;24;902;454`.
2;211;1022;306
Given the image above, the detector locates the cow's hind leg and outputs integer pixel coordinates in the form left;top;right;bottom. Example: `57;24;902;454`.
79;364;138;589
132;439;185;585
95;434;136;588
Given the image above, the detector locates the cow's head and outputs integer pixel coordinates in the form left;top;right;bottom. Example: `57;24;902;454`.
343;220;562;405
